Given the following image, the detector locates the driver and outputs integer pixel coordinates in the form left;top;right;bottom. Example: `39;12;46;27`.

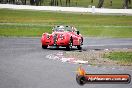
58;25;65;31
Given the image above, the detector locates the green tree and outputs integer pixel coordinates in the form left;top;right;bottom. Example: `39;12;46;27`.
97;0;104;8
66;0;70;6
123;0;131;9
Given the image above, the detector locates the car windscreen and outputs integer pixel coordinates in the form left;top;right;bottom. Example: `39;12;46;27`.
53;26;73;32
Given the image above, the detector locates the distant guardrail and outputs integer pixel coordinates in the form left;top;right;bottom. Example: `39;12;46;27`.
0;4;132;15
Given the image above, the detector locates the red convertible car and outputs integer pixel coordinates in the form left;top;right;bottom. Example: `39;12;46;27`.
41;25;83;50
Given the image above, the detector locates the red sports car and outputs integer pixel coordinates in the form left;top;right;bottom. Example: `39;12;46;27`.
41;25;83;50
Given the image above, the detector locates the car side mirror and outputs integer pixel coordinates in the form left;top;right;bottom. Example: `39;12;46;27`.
77;31;80;35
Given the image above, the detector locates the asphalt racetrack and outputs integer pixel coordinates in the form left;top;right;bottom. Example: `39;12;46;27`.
0;37;132;88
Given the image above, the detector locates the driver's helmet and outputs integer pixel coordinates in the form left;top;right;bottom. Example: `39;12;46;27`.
58;25;65;31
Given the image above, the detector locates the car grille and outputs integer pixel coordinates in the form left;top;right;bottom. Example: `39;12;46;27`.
53;34;57;45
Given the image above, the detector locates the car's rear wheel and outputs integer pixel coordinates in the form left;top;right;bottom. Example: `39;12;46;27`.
77;38;83;50
66;37;73;51
42;45;48;49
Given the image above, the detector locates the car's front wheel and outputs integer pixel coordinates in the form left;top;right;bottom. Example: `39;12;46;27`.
66;37;73;51
42;45;48;49
77;38;83;50
77;45;82;50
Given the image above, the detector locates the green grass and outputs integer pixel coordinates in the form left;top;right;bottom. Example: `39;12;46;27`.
0;9;132;37
104;52;132;64
0;24;51;37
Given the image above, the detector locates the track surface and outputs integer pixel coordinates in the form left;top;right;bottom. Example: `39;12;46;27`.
0;37;132;88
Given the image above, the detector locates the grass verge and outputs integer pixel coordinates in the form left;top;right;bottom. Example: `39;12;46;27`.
104;52;132;65
0;9;132;37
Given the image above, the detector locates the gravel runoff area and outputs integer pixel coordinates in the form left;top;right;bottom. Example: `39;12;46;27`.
64;48;132;69
0;4;132;15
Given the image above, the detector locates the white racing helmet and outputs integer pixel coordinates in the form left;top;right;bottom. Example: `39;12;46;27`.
58;25;65;31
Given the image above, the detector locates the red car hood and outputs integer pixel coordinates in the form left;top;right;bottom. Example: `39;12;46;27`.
52;32;70;36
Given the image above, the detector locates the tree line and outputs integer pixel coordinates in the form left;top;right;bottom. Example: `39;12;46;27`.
0;0;70;6
0;0;131;9
96;0;131;9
